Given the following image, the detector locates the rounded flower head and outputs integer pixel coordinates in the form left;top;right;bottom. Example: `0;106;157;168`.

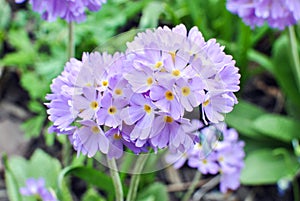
16;0;106;23
227;0;300;30
46;24;240;158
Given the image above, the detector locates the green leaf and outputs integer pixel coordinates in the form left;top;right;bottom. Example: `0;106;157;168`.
225;100;267;139
20;72;49;100
21;115;45;138
272;34;300;111
247;49;274;74
58;166;114;200
82;188;107;201
8;29;33;51
253;114;300;142
3;154;22;201
28;101;45;113
137;182;169;201
241;149;299;185
0;51;35;68
139;1;164;29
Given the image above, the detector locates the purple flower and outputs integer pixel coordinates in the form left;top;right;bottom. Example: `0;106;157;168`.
150;114;195;152
121;93;156;147
175;77;205;112
73;87;101;120
107;75;133;101
96;93;127;128
150;85;183;120
16;0;106;23
73;120;109;157
227;0;300;29
124;66;156;93
202;92;237;124
165;121;245;193
105;127;145;159
188;148;220;174
220;170;242;193
20;178;58;201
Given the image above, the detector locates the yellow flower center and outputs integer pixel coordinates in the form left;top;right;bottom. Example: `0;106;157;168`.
115;88;123;95
202;159;208;164
147;77;153;86
172;69;180;77
169;51;176;63
108;106;117;115
164;116;173;123
102;80;108;87
203;99;210;107
113;133;122;140
219;156;224;162
91;126;100;134
155;61;163;68
144;104;152;113
90;101;99;110
181;86;190;96
165;90;174;101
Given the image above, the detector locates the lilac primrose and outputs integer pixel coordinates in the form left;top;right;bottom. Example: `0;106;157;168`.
227;0;300;29
20;178;58;201
16;0;106;23
121;93;156;147
46;24;240;158
73;120;109;157
165;121;245;193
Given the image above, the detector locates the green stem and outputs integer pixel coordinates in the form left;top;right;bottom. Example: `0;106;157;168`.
68;22;75;59
126;154;149;201
181;171;202;201
107;157;124;201
288;26;300;92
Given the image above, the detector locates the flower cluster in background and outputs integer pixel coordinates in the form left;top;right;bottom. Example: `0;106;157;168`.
227;0;300;29
20;178;58;201
45;24;240;159
15;0;106;22
165;122;245;193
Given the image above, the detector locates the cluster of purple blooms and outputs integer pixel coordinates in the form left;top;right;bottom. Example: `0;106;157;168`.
227;0;300;30
46;24;240;159
20;178;58;201
15;0;106;22
165;121;245;193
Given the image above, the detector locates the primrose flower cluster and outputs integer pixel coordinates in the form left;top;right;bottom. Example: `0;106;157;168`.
16;0;106;23
20;178;58;201
227;0;300;30
46;24;240;159
165;122;245;193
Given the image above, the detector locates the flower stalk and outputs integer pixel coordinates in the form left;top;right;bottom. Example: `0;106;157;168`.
68;22;75;59
126;154;149;201
107;157;124;201
181;170;201;201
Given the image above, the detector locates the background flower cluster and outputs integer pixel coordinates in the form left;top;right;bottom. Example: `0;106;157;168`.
166;122;245;193
227;0;300;29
